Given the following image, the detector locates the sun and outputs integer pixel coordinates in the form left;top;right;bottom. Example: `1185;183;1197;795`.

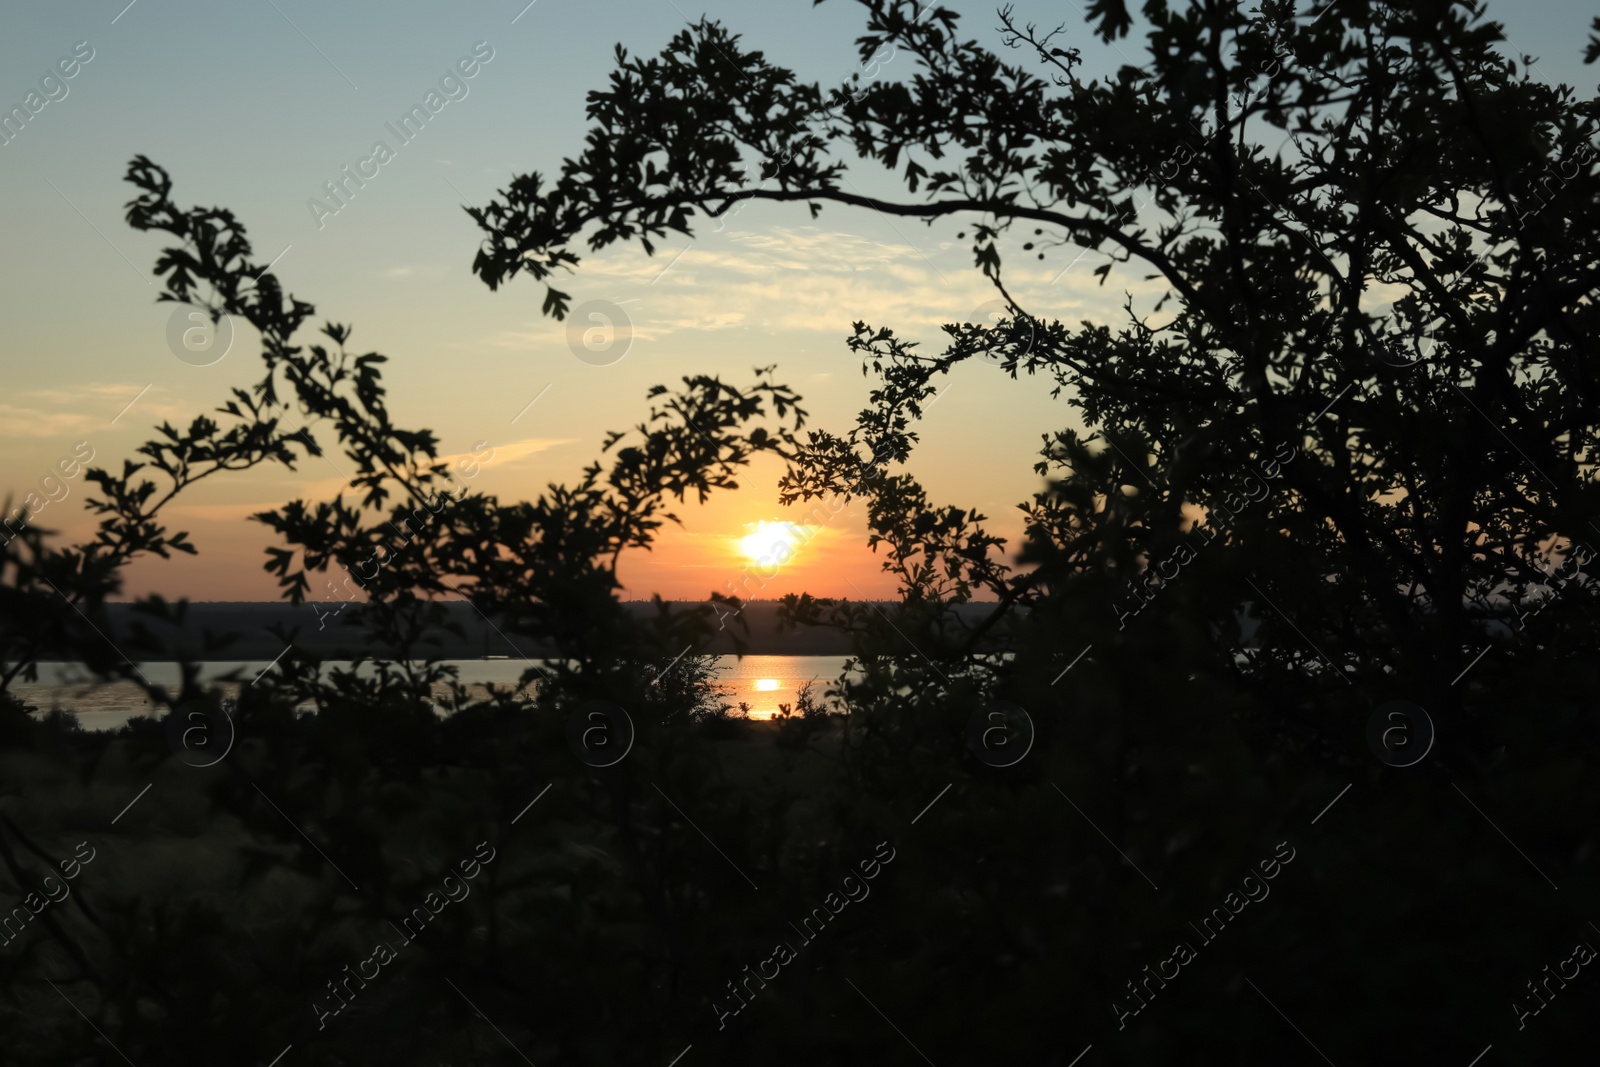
738;521;802;565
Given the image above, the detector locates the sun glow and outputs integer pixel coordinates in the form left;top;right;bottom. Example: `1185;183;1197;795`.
738;521;802;565
754;679;780;691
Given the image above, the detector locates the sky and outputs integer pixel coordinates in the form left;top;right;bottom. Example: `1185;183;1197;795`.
1;0;1594;604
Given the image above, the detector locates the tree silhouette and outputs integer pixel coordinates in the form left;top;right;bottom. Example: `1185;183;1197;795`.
468;0;1600;730
458;0;1600;1062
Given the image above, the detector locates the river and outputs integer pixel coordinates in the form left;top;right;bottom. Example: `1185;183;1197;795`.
8;655;855;731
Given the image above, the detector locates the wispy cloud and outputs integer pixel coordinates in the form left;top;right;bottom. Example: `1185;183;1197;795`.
441;436;572;470
164;438;574;523
0;404;99;437
384;265;450;280
0;384;189;436
496;225;1165;348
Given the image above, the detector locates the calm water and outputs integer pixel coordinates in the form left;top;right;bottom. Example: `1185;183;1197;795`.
10;656;853;732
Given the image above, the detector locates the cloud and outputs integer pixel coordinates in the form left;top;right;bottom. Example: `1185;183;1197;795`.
525;225;1161;345
480;321;662;349
0;404;99;437
578;226;915;287
27;382;149;405
441;436;572;472
384;264;452;280
0;384;190;436
471;221;1179;360
168;439;571;520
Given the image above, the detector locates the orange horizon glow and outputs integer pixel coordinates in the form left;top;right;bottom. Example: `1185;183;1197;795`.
99;454;967;603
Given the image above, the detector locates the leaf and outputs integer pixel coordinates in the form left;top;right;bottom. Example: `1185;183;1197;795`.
905;158;927;193
1085;0;1132;41
543;286;572;320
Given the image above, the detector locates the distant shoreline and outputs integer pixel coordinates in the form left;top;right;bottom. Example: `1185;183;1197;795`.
38;600;1008;660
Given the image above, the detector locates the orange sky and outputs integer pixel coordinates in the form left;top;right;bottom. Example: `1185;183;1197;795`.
93;450;910;603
